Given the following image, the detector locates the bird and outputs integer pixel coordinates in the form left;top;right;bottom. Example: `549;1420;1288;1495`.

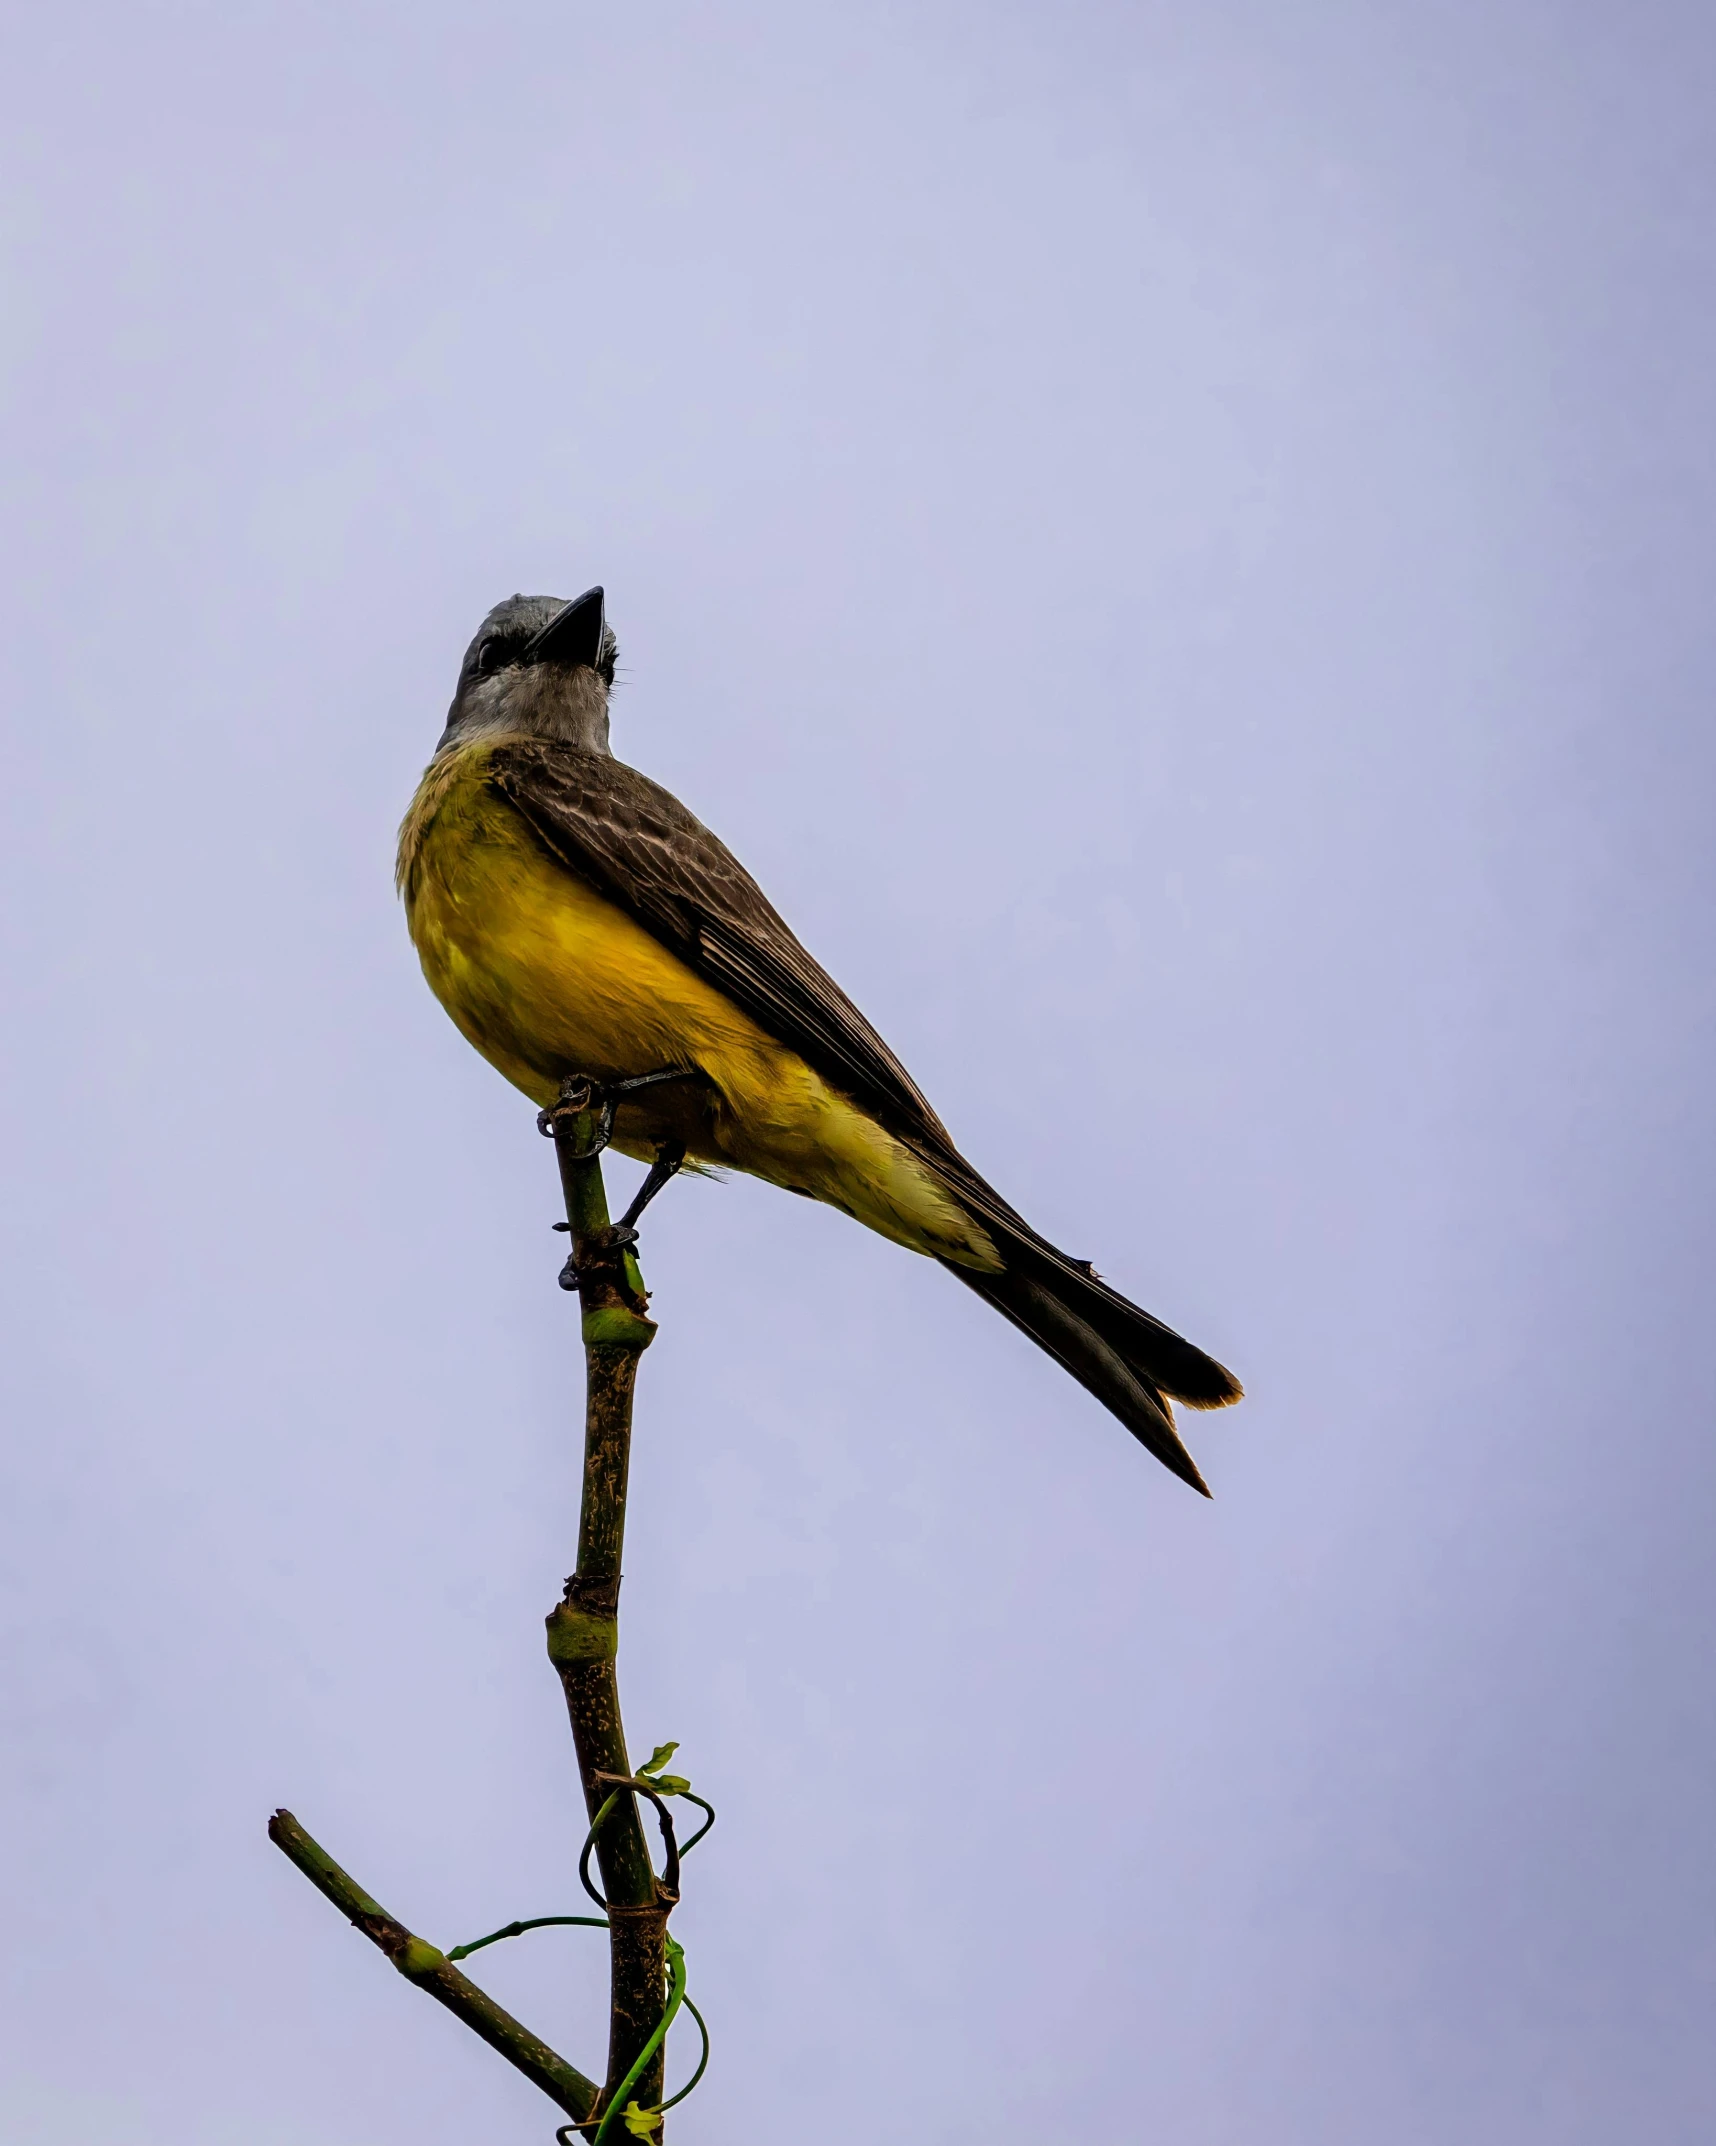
398;586;1241;1492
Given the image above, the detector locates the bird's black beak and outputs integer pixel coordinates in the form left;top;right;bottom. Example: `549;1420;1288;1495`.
526;585;605;669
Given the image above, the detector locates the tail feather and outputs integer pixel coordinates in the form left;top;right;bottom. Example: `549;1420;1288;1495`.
903;1137;1240;1489
947;1261;1210;1493
941;1250;1241;1496
1042;1256;1243;1411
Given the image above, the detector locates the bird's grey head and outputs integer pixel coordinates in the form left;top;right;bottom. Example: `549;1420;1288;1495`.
437;587;618;756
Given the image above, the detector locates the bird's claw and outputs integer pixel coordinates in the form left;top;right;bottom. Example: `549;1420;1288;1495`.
537;1067;701;1154
537;1075;615;1151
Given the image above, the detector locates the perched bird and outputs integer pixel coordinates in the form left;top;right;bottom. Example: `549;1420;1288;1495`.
398;587;1241;1491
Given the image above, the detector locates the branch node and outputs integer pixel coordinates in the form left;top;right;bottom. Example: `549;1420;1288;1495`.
548;1598;620;1665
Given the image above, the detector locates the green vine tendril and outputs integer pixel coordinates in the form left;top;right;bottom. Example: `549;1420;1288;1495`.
447;1741;713;2143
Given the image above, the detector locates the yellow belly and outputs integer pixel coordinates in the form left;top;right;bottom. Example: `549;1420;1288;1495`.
398;743;998;1269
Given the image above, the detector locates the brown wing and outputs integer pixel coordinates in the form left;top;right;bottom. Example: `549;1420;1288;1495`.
487;738;953;1146
487;738;1242;1420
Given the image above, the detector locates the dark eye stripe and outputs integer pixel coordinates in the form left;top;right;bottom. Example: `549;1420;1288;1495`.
474;636;526;676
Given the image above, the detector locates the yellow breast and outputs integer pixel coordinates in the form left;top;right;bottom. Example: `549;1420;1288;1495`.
399;741;755;1110
397;742;997;1269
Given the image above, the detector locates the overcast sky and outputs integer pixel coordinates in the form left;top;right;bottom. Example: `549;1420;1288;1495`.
2;4;1713;2141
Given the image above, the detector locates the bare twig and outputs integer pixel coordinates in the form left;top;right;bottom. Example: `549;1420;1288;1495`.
267;1808;600;2123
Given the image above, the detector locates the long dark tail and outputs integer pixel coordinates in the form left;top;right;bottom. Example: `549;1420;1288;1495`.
941;1248;1242;1495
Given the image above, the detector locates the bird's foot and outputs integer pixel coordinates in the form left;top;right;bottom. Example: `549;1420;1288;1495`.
539;1072;699;1293
549;1139;686;1290
537;1073;617;1153
536;1067;701;1155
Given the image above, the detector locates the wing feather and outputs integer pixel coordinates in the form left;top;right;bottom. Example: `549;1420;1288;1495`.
488;739;950;1141
485;739;1241;1412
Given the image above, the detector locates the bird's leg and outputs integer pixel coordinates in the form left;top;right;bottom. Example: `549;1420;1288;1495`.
542;1071;696;1287
554;1140;683;1286
551;1139;681;1285
616;1142;687;1237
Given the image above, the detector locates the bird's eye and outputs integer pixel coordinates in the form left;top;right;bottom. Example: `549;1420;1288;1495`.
474;638;502;676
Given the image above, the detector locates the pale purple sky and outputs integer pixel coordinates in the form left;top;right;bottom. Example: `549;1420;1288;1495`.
2;5;1713;2141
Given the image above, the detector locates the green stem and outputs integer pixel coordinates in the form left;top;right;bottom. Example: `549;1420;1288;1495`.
447;1914;609;1963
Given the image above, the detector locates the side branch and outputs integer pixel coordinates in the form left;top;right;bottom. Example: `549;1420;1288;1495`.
268;1808;600;2125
